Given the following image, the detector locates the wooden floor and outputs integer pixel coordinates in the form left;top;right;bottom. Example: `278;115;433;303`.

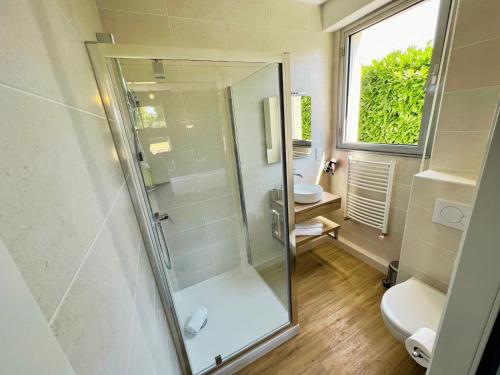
238;243;425;375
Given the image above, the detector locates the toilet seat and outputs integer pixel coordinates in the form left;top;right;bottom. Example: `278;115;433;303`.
381;277;446;342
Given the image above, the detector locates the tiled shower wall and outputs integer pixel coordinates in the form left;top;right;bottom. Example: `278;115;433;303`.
398;0;500;291
0;0;180;373
129;85;244;290
96;0;334;187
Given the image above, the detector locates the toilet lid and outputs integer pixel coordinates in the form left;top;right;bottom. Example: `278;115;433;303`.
381;278;446;337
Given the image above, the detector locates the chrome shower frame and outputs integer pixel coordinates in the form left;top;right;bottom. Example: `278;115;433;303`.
86;41;298;375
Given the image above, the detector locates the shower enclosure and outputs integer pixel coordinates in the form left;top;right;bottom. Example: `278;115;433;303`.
87;42;297;374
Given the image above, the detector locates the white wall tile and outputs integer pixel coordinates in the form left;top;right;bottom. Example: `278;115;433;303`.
222;0;270;26
163;203;204;235
50;209;138;374
202;195;237;223
97;0;167;15
170;17;226;49
0;86;124;318
166;0;224;21
0;0;104;116
99;8;172;45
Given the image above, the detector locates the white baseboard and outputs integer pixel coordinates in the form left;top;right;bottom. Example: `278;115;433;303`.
330;236;389;273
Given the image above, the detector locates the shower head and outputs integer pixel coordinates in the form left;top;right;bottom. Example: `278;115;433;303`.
152;59;165;80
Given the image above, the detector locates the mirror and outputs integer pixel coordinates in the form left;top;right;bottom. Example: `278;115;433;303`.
291;93;312;158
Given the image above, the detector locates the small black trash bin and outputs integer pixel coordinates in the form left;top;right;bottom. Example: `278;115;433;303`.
382;261;399;288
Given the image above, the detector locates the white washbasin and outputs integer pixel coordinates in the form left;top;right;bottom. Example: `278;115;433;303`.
294;183;323;204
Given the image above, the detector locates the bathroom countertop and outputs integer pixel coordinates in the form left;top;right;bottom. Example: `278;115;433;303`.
294;191;341;215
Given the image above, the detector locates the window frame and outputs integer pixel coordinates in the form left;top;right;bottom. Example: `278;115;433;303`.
336;0;453;156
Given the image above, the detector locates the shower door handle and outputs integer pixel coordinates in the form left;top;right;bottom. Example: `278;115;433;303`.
153;212;172;270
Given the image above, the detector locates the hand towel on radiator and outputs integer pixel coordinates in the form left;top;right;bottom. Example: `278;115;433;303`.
405;327;436;368
296;220;323;229
295;227;323;236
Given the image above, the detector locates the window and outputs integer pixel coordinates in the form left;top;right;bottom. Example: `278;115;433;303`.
337;0;451;155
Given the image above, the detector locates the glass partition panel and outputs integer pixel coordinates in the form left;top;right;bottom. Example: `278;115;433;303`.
116;58;290;374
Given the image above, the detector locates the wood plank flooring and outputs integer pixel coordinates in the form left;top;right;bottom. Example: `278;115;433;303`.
238;243;425;375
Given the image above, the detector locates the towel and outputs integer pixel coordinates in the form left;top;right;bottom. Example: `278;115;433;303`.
405;327;436;368
295;227;323;236
296;220;323;230
185;306;208;335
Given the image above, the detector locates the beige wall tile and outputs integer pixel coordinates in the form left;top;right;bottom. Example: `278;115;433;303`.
391;183;411;210
268;0;318;31
96;0;167;15
341;228;388;260
389;207;407;235
222;0;270;26
225;23;269;51
397;261;449;292
438;86;500;131
166;0;224;21
0;87;124;318
405;206;464;252
170;17;226;49
51;191;140;374
445;37;500;91
393;157;421;185
400;236;457;285
55;0;102;40
385;232;404;261
410;174;476;210
0;0;104;116
99;8;171;45
453;0;500;48
431;131;490;174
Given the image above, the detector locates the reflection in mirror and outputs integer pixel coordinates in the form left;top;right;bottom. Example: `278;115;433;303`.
291;93;312;158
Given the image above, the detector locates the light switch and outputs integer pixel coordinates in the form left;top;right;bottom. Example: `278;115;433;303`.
432;198;471;231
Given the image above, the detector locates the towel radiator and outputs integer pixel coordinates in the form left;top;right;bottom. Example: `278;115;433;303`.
345;156;395;236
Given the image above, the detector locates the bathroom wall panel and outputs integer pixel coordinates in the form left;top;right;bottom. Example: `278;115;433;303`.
0;0;182;373
0;0;104;116
0;86;120;318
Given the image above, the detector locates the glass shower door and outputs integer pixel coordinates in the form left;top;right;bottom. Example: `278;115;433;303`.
115;58;292;374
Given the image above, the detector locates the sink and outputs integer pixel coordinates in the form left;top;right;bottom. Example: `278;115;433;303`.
294;183;323;204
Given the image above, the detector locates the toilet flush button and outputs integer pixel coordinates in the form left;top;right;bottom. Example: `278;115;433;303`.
432;198;471;231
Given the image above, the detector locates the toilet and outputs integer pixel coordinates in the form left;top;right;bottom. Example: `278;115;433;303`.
380;277;446;342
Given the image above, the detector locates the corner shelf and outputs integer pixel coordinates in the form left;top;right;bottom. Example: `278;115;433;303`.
296;215;340;246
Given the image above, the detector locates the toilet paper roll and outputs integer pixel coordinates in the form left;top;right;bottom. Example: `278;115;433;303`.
405;327;436;368
185;306;208;335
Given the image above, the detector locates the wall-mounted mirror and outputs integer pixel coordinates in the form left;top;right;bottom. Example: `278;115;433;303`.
291;92;312;158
